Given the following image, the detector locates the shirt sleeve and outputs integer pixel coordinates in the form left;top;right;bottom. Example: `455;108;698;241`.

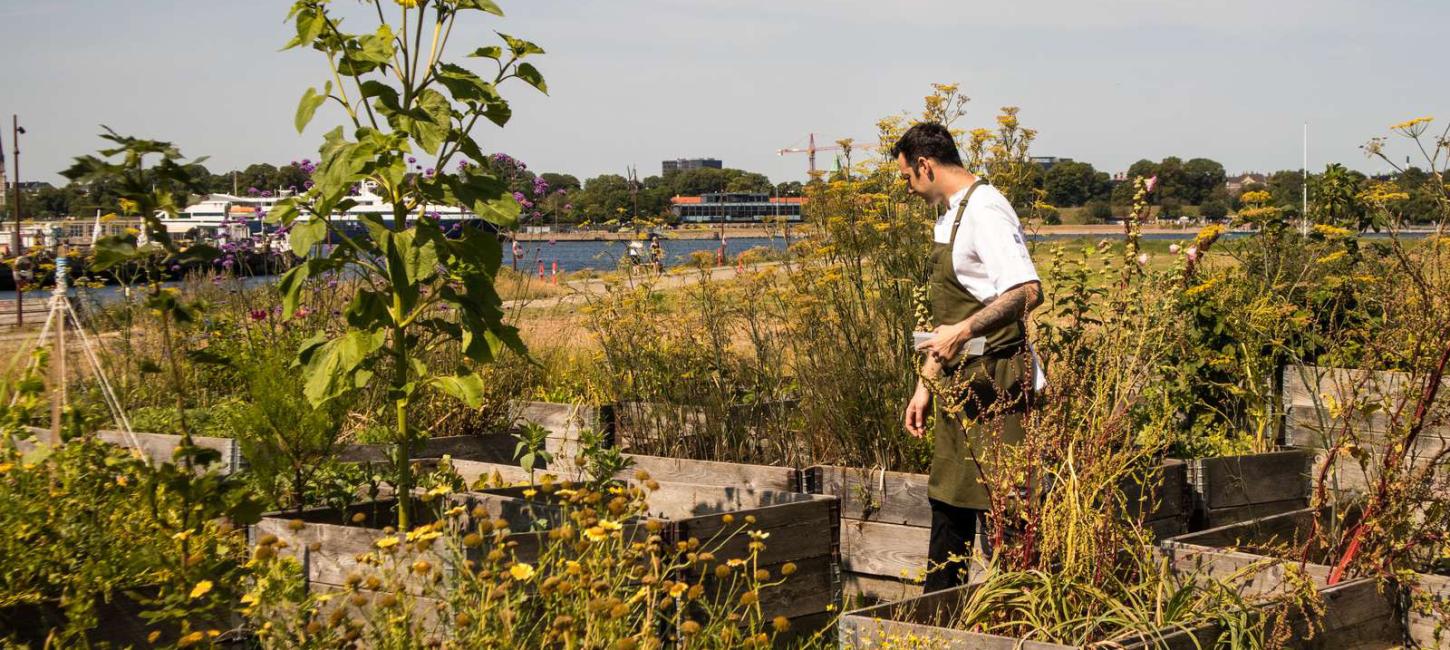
971;203;1039;296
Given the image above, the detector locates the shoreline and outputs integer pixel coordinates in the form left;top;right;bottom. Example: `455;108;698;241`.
512;223;1211;242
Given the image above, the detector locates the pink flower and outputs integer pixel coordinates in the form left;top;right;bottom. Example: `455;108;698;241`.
1169;244;1181;254
249;309;267;322
1144;176;1158;192
1136;253;1149;266
294;307;311;319
1186;246;1199;263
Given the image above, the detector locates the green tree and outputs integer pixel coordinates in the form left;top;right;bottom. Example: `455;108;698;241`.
272;0;543;530
1266;170;1304;216
1043;160;1102;207
1182;158;1227;204
539;172;580;192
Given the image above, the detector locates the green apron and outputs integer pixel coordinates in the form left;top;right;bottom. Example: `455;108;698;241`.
926;180;1034;510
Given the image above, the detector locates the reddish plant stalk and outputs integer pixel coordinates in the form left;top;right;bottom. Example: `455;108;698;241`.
1327;335;1450;584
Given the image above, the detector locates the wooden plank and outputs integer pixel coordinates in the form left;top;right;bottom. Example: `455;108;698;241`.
1282;365;1415;409
336;435;515;464
639;481;819;521
446;459;534;488
808;465;933;527
512;400;609;460
1167;505;1322;551
1191;449;1312;510
842;571;925;605
1122;459;1190;523
839;584;1076;649
624;454;799;492
1406;571;1450;650
92;429;240;473
748;554;837;621
1198;497;1310;530
840;520;931;583
678;498;838;569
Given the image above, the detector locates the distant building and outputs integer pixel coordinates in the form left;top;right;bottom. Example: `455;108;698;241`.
670;193;804;223
1031;156;1072;171
16;181;53;192
1226;173;1268;195
662;158;723;174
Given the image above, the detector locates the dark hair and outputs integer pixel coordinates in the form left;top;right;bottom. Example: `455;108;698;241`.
890;123;963;169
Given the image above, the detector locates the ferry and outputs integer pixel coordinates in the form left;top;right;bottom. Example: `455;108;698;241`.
162;181;488;246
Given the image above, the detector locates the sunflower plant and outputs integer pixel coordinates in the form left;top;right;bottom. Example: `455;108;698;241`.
272;0;545;529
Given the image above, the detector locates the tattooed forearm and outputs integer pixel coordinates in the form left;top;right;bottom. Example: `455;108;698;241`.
962;281;1042;339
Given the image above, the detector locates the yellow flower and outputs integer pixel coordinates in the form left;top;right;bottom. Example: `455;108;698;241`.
0;463;14;473
189;580;214;599
584;526;607;542
173;530;192;542
522;488;538;498
1390;116;1433;131
509;563;536;581
376;536;400;550
395;0;419;6
669;582;688;598
117;198;139;214
1315;250;1348;265
598;519;623;531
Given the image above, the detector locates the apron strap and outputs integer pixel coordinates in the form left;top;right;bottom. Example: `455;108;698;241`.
947;179;987;248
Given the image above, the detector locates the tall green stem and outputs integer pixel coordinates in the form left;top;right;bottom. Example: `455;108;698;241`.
392;304;412;532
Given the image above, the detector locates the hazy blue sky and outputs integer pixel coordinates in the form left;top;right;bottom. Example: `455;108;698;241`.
2;0;1445;186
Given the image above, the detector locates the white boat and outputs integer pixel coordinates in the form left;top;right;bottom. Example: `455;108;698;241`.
162;181;482;243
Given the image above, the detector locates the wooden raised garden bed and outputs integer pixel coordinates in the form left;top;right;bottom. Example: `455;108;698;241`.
1282;364;1450;498
1181;448;1314;530
1162;505;1450;648
841;583;1235;650
22;426;243;474
464;478;840;631
807;460;1190;605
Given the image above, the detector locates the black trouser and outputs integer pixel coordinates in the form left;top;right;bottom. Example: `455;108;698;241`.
924;498;993;593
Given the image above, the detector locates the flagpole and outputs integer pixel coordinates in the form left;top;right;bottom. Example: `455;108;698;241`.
1301;122;1309;236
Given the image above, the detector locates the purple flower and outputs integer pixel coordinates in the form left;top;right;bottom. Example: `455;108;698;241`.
261;190;273;198
249;309;267;322
304;180;315;189
327;279;339;288
408;157;417;164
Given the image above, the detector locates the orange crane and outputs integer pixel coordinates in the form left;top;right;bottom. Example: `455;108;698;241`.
776;133;879;176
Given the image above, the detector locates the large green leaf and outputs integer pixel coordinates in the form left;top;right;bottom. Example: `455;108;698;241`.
430;373;486;409
89;235;139;271
447;172;519;228
435;63;502;107
289;217;328;257
295;82;330;134
302;329;386;406
514;63;547;94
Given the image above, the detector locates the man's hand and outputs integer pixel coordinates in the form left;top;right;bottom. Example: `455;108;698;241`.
915;321;971;365
904;383;932;438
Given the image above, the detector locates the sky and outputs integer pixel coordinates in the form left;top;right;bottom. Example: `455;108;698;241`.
1;0;1445;187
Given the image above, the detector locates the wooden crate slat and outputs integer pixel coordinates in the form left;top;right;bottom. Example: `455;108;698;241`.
624;454;799;492
1190;449;1312;511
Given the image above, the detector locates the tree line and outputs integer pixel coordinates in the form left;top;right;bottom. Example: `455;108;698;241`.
15;154;1443;227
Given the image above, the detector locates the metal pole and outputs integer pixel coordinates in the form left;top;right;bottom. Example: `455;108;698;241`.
1301;122;1309;236
13;116;22;327
49;252;68;443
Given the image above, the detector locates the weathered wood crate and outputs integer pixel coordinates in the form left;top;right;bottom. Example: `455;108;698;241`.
807;461;1190;605
1180;449;1314;530
509;400;614;459
838;578;1331;650
337;434;517;464
1162;505;1450;648
1282;364;1450;497
612;399;798;456
22;426;243;474
464;479;840;630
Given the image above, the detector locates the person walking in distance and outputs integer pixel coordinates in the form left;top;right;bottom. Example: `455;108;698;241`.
896;123;1047;592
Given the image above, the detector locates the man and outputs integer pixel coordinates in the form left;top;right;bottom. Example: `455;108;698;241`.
896;122;1046;592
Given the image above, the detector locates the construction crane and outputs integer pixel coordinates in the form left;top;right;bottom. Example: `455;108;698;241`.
776;133;879;176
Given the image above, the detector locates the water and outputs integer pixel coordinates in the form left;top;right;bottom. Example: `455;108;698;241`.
505;236;795;273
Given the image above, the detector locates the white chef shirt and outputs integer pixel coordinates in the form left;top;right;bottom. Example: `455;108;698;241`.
933;182;1047;390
